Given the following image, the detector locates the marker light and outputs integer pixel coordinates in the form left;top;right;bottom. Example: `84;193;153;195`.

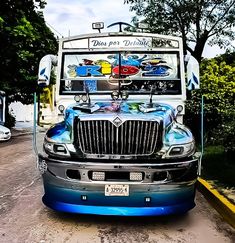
44;143;53;152
138;23;149;29
145;197;151;203
58;105;65;113
177;105;183;113
81;95;88;102
92;22;104;32
111;91;119;100
74;95;81;102
121;91;129;100
81;195;87;201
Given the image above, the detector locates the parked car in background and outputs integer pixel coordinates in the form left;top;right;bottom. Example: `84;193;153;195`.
0;125;11;141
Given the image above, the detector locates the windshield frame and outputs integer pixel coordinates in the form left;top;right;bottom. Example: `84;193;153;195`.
59;50;182;96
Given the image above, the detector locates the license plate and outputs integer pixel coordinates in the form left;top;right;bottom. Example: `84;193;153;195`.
105;184;129;196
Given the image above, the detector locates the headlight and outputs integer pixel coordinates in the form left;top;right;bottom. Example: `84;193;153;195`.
44;140;70;157
166;141;195;158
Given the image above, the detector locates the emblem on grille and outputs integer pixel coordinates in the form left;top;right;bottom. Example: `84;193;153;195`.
112;116;123;127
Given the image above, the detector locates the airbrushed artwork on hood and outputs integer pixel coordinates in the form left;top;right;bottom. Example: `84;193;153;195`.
65;53;178;79
63;101;173;127
46;121;72;143
45;101;192;146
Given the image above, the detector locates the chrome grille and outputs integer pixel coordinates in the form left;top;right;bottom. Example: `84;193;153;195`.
76;120;161;155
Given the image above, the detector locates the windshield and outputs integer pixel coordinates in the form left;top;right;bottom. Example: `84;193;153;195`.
60;51;181;95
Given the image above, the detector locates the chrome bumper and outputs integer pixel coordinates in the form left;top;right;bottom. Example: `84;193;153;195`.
38;154;200;216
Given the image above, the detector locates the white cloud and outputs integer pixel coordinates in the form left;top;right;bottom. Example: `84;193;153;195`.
43;0;134;37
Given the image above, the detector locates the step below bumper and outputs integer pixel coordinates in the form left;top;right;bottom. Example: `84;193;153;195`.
43;196;195;216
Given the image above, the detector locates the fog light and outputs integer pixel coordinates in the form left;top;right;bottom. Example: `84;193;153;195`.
153;171;168;181
66;169;81;180
130;172;143;181
92;171;105;181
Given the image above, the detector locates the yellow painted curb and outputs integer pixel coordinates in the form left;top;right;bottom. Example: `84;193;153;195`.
197;177;235;228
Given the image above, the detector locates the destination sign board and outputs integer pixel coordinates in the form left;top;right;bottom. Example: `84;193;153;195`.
89;36;152;49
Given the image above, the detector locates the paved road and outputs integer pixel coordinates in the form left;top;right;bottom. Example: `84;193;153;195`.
0;134;234;243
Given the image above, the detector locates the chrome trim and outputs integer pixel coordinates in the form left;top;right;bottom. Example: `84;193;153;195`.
78;113;162;123
39;154;199;185
39;153;200;168
76;117;162;157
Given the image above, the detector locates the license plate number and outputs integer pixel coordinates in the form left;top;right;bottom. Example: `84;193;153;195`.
105;184;129;196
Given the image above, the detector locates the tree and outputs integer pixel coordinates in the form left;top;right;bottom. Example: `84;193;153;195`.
124;0;235;63
185;57;235;150
0;0;57;105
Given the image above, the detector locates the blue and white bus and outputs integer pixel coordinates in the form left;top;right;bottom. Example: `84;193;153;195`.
36;22;201;216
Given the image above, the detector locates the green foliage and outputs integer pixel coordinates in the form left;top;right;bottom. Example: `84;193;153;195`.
4;110;16;128
211;112;235;153
185;56;235;152
125;0;235;62
0;17;4;27
202;145;235;186
215;51;235;66
200;59;235;114
0;0;57;105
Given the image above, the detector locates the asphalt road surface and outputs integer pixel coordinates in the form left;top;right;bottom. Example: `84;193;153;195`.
0;134;234;243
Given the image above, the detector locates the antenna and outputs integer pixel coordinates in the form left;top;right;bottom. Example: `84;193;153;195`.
45;21;64;38
107;22;133;32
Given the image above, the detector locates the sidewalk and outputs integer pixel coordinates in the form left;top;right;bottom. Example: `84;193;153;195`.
11;121;47;137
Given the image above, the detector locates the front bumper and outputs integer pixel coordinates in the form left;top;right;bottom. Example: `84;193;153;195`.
39;154;199;216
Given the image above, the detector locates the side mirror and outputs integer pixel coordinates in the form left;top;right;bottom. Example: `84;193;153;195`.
38;55;57;87
186;56;200;90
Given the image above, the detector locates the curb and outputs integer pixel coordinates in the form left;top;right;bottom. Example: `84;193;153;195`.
11;128;47;138
11;131;33;137
197;177;235;228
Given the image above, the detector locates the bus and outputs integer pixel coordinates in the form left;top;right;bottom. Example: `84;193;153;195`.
36;22;201;216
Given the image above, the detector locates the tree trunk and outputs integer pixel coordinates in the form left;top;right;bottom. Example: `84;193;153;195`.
191;33;208;64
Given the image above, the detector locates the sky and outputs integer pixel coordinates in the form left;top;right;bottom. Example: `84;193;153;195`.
43;0;134;37
43;0;225;58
